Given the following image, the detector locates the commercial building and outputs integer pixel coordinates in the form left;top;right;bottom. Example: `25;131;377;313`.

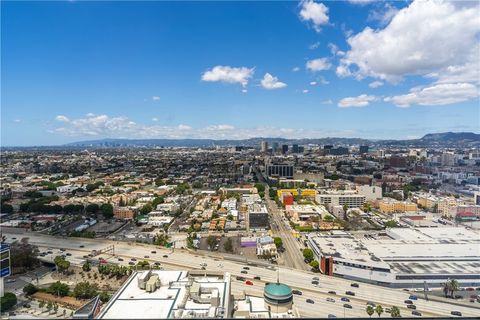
261;141;268;153
256;235;277;258
378;199;418;213
451;205;480;221
98;270;232;319
247;204;269;230
307;227;480;288
285;204;328;225
315;192;365;208
359;145;369;154
265;163;294;178
356;185;382;201
113;207;137;220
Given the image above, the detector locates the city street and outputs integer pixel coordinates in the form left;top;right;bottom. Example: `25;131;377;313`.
4;232;480;318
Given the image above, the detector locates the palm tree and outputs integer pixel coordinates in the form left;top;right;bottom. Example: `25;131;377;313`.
449;279;459;298
390;306;401;318
442;281;449;298
366;305;375;318
375;305;384;317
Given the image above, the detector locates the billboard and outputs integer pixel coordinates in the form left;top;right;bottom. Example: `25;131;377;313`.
0;243;11;278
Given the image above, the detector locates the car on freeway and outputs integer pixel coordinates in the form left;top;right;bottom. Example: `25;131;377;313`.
254;276;261;280
470;299;476;303
66;253;72;256
245;280;253;286
404;300;413;304
306;299;315;304
311;280;319;285
345;291;355;296
343;304;352;309
312;277;319;281
201;266;206;270
326;298;335;303
451;311;462;317
163;255;168;258
131;258;137;261
328;291;336;295
144;255;149;258
79;245;84;248
366;301;376;307
292;290;302;295
6;279;16;283
340;297;350;302
350;283;359;288
118;258;124;261
412;311;422;316
243;266;250;270
60;248;66;252
327;315;336;318
151;251;156;254
241;270;248;274
236;276;246;281
385;308;391;313
466;287;475;291
407;304;417;310
409;295;418;300
128;262;135;265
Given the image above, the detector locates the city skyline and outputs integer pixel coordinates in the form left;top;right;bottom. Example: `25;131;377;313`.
2;0;479;146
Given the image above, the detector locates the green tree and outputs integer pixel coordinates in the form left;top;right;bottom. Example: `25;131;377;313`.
54;256;70;273
152;197;164;208
302;248;314;262
99;291;111;303
140;203;153;215
23;283;38;295
384;220;398;228
390;306;401;318
46;281;70;297
82;262;91;272
223;238;233;253
155;178;165;186
254;183;265;193
375;305;383;317
38;300;45;310
323;215;334;222
0;293;17;311
309;260;319;270
1;203;14;214
207;235;217;251
9;238;39;272
73;281;98;299
85;203;99;214
366;305;375;318
100;203;114;219
273;237;283;248
449;279;459;298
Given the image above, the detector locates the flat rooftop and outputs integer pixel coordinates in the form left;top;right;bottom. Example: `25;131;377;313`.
99;270;230;319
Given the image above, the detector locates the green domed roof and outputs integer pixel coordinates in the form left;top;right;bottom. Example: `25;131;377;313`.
264;283;292;297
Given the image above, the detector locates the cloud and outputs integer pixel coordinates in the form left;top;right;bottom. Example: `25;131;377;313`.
260;73;287;90
177;124;192;130
338;0;480;83
306;57;331;72
299;0;329;32
152;117;158;121
338;94;376;108
152;96;160;101
55;115;70;122
328;43;345;56
201;65;254;87
384;83;479;107
321;99;333;105
292;67;300;72
368;3;399;26
309;41;320;50
369;81;384;88
303;89;309;94
348;0;375;5
13;119;21;123
310;81;317;86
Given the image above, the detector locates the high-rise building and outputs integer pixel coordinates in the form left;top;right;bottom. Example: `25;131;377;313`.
359;145;369;154
292;144;299;153
272;142;279;153
281;144;288;154
265;163;294;178
260;141;268;153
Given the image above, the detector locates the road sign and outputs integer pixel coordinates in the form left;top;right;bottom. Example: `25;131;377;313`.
0;244;11;278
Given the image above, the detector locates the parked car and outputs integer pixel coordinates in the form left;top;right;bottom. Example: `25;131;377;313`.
306;299;315;304
292;290;303;295
343;304;352;309
345;291;355;296
451;311;462;317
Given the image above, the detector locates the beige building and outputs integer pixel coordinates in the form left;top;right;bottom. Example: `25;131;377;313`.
378;199;418;213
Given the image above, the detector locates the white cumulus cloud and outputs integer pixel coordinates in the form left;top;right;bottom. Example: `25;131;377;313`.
369;81;384;88
201;65;254;88
152;96;160;101
55;115;70;122
384;83;480;108
306;57;331;72
299;0;329;32
261;73;287;90
338;94;376;108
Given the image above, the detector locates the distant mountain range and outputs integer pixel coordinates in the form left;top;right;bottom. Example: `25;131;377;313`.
63;132;480;148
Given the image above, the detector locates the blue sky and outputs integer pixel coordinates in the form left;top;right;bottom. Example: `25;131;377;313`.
2;0;479;146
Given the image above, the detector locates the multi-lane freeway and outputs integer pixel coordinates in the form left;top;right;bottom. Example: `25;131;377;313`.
4;232;479;318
